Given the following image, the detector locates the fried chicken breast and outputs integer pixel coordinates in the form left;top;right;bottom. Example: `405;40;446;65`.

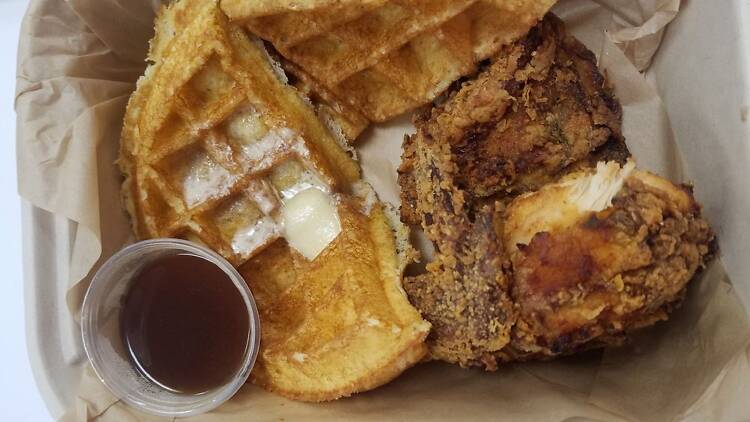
503;162;714;358
400;14;715;369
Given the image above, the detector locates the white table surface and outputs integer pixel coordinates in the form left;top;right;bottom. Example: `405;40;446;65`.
2;0;55;420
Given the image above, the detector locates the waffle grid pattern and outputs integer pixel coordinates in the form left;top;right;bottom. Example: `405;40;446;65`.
121;4;350;266
225;0;556;126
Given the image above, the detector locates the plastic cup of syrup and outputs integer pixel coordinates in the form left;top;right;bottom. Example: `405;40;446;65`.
81;239;260;417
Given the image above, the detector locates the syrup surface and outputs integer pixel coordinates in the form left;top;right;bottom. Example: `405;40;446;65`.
120;253;250;394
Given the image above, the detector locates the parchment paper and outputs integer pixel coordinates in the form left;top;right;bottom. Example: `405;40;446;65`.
15;0;750;421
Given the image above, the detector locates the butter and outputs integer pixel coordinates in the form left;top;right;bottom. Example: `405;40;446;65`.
281;188;341;260
278;169;328;200
226;106;268;146
230;216;278;257
182;151;234;208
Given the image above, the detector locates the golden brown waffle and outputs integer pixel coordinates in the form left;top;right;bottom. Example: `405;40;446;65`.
220;0;364;18
119;0;428;401
243;0;388;48
120;0;360;266
282;59;371;143
225;0;557;129
239;200;429;401
233;0;476;86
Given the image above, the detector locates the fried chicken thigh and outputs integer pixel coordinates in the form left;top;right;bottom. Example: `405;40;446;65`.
400;14;626;225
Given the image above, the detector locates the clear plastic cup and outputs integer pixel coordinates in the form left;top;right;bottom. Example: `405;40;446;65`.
80;239;260;418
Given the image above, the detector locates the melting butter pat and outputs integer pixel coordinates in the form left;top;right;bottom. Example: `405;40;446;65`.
281;188;341;260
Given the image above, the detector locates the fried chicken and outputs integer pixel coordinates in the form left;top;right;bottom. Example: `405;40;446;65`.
400;15;715;368
503;162;714;358
399;14;626;225
402;127;514;369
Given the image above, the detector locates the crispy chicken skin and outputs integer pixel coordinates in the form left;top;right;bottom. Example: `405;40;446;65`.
400;14;625;225
503;164;714;358
402;127;515;369
400;15;715;368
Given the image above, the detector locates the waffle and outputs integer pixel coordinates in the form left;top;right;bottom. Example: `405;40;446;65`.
220;0;364;18
243;0;388;48
225;0;557;129
239;200;430;401
282;58;371;143
233;0;477;86
119;0;428;401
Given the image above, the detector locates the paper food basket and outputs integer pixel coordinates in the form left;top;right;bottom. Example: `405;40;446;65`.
17;0;750;420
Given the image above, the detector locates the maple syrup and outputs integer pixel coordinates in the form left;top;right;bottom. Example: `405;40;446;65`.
120;253;250;395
